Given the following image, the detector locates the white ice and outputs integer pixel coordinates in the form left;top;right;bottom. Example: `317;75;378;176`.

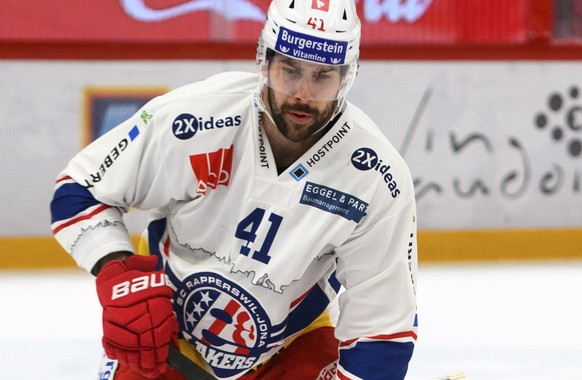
1;261;581;379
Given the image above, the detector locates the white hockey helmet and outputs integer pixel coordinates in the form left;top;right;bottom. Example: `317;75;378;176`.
257;0;361;109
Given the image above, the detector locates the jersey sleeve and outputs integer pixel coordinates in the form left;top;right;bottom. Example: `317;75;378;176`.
50;72;256;273
50;96;176;272
334;164;418;379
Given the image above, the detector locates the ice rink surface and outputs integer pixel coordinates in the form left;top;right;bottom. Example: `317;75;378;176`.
1;261;581;380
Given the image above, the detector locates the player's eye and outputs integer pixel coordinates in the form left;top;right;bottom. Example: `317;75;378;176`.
314;71;331;81
281;64;302;79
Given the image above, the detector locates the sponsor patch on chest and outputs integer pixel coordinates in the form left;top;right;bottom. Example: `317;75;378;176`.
300;182;368;222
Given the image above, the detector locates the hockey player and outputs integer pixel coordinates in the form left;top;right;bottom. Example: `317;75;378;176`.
50;0;418;379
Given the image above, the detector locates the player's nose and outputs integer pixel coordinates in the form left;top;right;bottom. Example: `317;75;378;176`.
292;78;316;102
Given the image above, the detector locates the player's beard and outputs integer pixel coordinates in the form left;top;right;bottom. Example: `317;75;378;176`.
266;86;336;143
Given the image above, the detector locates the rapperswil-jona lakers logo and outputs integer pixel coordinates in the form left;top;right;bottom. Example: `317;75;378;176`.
175;272;272;378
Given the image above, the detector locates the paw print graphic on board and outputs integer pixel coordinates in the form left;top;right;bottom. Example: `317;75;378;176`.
534;86;582;158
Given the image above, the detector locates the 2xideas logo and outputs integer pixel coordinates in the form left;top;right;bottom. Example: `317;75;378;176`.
534;86;582;158
351;147;400;198
173;113;241;140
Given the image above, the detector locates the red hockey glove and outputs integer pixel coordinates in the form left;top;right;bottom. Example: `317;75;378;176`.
96;255;178;379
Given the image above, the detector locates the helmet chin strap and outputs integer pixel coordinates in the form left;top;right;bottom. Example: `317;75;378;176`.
306;101;345;137
253;87;277;126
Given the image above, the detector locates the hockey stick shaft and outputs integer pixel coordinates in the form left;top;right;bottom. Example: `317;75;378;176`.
167;345;215;380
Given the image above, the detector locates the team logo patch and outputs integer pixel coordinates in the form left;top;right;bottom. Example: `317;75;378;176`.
300;182;368;222
351;147;401;198
189;145;234;195
174;272;272;378
172;113;242;140
275;27;347;64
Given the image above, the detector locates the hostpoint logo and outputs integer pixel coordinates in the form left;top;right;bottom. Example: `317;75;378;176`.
534;86;582;158
290;163;309;181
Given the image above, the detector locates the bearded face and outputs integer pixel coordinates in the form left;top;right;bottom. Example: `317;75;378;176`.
263;53;343;142
266;86;337;142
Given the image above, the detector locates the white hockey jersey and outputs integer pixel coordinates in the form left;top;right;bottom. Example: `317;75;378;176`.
51;72;418;380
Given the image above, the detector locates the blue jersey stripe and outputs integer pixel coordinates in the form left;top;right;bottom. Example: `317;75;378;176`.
147;217;167;271
50;182;101;224
339;340;414;380
282;284;330;339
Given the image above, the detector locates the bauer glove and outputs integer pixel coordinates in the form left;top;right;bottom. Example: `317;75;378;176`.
96;255;178;379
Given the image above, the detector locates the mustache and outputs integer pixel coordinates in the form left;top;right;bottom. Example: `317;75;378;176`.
282;103;319;116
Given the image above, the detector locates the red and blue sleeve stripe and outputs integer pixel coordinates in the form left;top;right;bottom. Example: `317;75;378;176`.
50;177;110;234
337;329;417;380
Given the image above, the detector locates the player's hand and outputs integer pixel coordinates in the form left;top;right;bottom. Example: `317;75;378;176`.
96;255;178;379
